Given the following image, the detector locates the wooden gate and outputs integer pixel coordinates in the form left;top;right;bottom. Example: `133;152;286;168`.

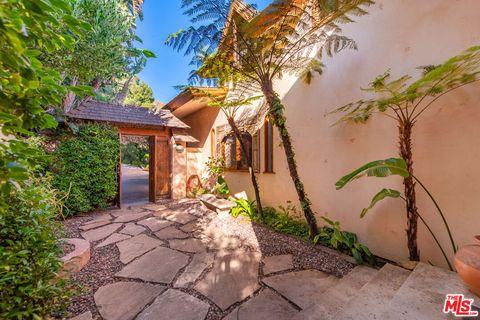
149;135;170;202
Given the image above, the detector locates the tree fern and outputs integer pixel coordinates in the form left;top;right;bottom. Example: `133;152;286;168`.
167;0;374;237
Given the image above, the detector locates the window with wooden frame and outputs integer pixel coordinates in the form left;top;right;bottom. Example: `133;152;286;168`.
215;124;260;172
264;118;274;173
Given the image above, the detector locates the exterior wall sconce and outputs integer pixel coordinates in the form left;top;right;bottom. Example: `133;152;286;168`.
175;144;185;153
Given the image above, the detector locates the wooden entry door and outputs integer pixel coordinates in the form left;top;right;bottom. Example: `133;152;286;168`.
149;136;170;202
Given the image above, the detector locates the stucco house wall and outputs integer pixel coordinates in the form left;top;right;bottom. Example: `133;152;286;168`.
183;0;480;267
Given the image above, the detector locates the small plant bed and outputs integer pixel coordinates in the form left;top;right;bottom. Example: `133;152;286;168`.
230;199;376;266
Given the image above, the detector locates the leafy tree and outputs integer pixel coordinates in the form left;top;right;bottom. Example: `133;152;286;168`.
42;0;139;111
331;46;480;263
167;0;373;237
124;77;155;107
0;0;88;317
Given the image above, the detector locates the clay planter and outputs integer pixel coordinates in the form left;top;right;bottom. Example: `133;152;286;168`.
60;238;91;277
454;235;480;296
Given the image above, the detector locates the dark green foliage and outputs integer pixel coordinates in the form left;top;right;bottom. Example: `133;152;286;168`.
1;0;87;316
122;142;149;168
314;217;375;266
0;0;88;193
51;124;120;215
262;206;310;239
0;178;72;319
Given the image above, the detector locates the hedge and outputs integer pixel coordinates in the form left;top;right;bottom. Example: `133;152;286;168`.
51;123;120;215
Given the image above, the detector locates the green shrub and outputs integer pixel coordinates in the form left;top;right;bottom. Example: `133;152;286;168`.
51;123;120;215
121;142;149;168
262;205;310;239
0;178;72;318
230;199;257;220
314;217;375;266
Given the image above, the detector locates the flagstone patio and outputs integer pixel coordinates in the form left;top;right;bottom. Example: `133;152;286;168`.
64;199;355;320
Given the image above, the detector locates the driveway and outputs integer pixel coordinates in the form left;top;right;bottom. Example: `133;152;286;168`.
121;164;149;205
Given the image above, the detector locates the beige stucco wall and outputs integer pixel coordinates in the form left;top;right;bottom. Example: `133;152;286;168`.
171;140;187;199
181;107;220;148
185;0;480;268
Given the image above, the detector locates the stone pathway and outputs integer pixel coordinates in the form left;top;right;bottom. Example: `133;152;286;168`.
68;200;355;320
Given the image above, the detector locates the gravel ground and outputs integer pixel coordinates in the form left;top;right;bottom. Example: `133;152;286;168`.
61;200;355;319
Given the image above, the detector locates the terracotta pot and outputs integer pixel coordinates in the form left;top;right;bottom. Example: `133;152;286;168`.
454;235;480;296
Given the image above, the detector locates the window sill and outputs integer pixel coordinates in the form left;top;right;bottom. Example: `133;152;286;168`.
263;171;276;174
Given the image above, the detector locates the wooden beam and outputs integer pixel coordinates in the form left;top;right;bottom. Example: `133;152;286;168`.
119;127;168;136
149;136;157;203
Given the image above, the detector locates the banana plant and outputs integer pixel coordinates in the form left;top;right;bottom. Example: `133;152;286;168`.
336;157;456;270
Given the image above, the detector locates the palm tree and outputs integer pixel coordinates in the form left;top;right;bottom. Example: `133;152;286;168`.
167;0;373;237
331;46;480;261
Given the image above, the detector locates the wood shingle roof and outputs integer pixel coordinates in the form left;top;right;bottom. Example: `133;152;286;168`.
68;100;189;129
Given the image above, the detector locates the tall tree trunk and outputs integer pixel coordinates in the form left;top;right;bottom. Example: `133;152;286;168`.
82;76;102;103
227;117;264;219
115;75;135;105
261;80;319;237
399;120;420;261
62;76;78;112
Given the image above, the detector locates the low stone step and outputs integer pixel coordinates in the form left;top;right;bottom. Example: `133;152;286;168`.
198;194;235;212
262;269;340;310
380;262;479;319
332;263;410;320
292;266;378;319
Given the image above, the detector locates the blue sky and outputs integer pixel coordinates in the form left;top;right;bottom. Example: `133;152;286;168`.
136;0;270;103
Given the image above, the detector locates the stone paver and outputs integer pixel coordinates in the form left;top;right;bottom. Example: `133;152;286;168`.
137;217;173;232
110;208;136;217
81;223;122;242
142;204;167;212
84;213;112;224
195;251;261;310
179;221;200;233
116;234;163;264
263;254;293;275
175;252;215;288
79;220;111;231
262;270;339;309
119;223;146;236
96;233;131;248
69;311;93;320
154;226;189;239
169;238;206;253
137;289;209;320
114;211;152;223
205;235;246;250
225;289;299;320
94;282;165;320
116;247;189;283
154;209;197;224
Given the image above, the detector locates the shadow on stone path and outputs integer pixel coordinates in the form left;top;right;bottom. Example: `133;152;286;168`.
65;199;354;320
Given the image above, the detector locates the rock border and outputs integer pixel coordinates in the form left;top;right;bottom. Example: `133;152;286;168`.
61;238;91;274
